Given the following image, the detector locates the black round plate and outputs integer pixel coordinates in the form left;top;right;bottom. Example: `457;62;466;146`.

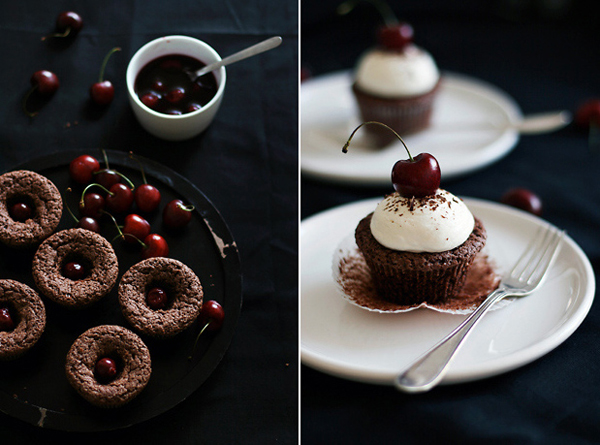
0;150;242;431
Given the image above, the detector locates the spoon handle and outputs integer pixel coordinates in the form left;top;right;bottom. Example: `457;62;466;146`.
193;36;282;78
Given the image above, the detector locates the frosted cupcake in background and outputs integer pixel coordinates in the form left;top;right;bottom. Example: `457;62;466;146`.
352;21;441;146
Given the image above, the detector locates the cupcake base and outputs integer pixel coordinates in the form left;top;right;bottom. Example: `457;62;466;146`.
352;81;440;146
355;213;487;305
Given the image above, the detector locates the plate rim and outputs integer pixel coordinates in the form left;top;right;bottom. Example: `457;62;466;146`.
300;70;523;185
300;197;595;385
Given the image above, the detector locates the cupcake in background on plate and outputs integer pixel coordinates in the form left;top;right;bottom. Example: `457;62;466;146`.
352;21;441;146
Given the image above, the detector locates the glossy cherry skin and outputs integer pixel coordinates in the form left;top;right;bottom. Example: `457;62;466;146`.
90;80;115;106
166;87;186;103
79;192;105;219
378;22;414;51
95;169;121;189
135;184;161;213
142;234;169;259
10;202;33;222
163;199;193;228
77;216;100;233
106;183;134;214
31;70;60;95
0;307;15;331
70;155;100;184
122;214;151;243
95;357;118;382
198;300;225;333
140;92;160;109
575;99;600;129
147;287;168;310
501;188;543;216
62;262;86;280
56;11;83;35
391;153;441;198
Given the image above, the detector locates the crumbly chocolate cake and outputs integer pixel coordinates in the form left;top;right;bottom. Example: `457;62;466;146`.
65;325;151;408
0;170;63;248
32;228;119;308
355;213;486;305
118;257;203;338
0;279;46;360
352;81;440;146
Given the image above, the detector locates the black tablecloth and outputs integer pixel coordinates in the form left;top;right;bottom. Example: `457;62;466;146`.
302;1;600;443
0;0;297;443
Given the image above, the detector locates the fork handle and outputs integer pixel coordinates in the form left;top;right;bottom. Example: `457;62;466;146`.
394;288;508;393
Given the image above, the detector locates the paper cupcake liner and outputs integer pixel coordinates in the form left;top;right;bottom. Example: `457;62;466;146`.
332;234;509;315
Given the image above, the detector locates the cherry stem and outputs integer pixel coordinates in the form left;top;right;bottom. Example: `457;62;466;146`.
188;321;212;361
336;0;398;26
93;168;136;190
129;151;148;185
41;27;71;41
98;47;121;83
64;188;80;223
342;121;413;161
101;148;110;170
177;202;195;212
105;212;145;245
80;183;113;206
22;85;40;118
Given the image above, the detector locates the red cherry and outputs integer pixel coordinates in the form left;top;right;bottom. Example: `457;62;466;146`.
90;47;121;106
79;192;105;219
105;183;134;214
90;80;115;106
197;300;225;333
9;202;33;222
152;79;166;91
95;357;118;382
95;169;121;189
42;11;83;40
501;188;543;216
0;307;15;331
166;87;186;103
575;99;600;129
141;92;160;109
31;70;60;95
146;287;168;310
187;103;201;113
62;261;86;280
166;110;183;116
163;199;193;228
77;216;100;233
378;22;414;51
392;153;441;198
122;214;151;243
69;154;100;184
134;184;161;213
141;234;169;259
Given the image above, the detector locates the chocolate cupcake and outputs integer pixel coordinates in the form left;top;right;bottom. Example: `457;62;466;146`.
32;228;119;308
65;325;152;408
0;170;63;248
352;25;441;146
354;190;486;306
0;279;46;360
118;257;203;338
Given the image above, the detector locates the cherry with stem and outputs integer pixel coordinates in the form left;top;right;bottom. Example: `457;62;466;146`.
41;11;83;41
22;70;60;117
188;300;225;360
343;121;441;198
69;154;100;184
90;47;121;106
129;151;161;213
65;188;101;233
163;199;194;228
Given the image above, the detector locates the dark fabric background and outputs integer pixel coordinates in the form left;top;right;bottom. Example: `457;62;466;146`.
0;0;298;443
302;0;600;444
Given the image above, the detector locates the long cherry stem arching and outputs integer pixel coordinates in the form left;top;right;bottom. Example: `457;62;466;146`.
342;121;413;161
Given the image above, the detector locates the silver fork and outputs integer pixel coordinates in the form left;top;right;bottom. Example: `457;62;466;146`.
395;224;565;393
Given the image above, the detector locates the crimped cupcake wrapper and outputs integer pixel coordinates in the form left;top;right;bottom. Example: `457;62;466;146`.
352;82;439;146
362;251;477;306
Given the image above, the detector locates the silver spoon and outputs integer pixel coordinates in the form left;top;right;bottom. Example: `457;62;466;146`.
514;110;571;134
187;36;282;81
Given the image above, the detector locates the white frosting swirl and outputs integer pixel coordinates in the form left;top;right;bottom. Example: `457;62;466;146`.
369;190;474;253
354;45;440;97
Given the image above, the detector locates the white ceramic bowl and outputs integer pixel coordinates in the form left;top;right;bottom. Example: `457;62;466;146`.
126;35;227;141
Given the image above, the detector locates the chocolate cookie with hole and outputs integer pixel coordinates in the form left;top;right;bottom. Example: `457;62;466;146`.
0;170;63;249
32;228;119;308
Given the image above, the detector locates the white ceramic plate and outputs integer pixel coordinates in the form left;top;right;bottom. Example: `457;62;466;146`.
301;198;595;385
301;71;522;185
